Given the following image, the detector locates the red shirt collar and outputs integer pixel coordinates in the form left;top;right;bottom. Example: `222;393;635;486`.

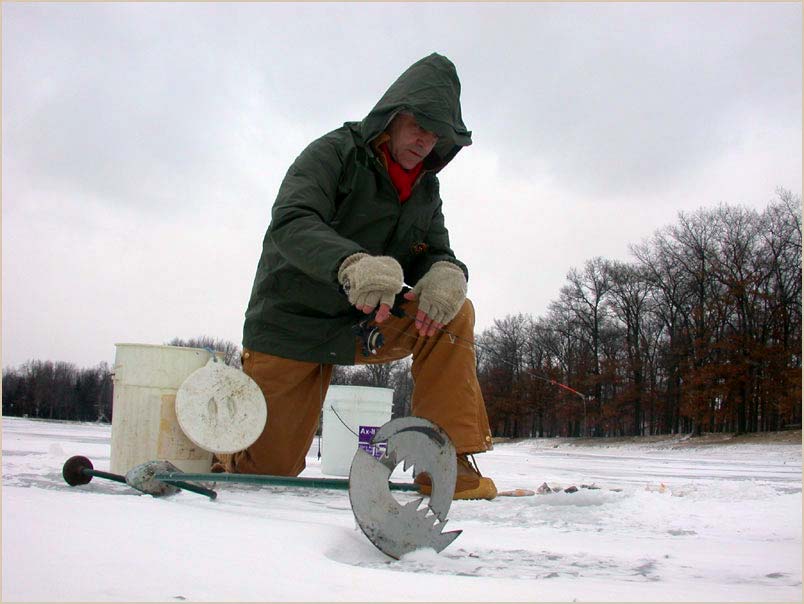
379;143;424;203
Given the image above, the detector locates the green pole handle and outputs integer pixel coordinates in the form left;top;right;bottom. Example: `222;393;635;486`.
156;472;421;492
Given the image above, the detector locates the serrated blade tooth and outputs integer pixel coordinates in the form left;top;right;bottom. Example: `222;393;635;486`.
433;529;462;553
403;498;424;511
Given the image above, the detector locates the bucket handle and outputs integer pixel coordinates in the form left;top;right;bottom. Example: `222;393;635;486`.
328;404;360;437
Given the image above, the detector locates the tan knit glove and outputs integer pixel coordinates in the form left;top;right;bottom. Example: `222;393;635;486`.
338;253;404;312
410;261;467;326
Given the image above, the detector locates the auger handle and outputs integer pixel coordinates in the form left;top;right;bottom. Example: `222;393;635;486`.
62;455;127;486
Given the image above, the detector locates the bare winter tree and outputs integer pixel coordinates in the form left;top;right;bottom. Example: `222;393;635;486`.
633;231;691;433
758;191;802;429
166;336;242;368
331;359;412;418
561;257;612;433
390;359;413;418
606;260;653;435
354;363;394;387
477;314;531;437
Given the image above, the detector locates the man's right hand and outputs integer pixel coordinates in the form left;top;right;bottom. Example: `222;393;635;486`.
338;253;404;323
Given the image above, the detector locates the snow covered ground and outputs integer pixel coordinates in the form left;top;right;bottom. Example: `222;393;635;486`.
2;416;801;602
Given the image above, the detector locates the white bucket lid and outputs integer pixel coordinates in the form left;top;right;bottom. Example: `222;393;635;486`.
175;358;267;454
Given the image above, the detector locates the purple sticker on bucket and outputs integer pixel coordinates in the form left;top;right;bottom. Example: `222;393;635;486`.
358;425;386;460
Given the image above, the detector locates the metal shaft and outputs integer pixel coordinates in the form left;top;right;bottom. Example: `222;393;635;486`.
156;471;421;492
85;467;217;499
83;468;128;485
148;476;218;499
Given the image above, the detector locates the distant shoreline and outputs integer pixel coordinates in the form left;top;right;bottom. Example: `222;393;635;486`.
494;429;803;448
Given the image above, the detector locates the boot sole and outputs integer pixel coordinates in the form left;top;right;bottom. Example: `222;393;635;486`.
417;477;497;501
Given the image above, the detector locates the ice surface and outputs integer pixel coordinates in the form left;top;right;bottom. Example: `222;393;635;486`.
2;417;801;602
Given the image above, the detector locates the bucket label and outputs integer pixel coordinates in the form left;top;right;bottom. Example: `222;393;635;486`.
358;425;386;460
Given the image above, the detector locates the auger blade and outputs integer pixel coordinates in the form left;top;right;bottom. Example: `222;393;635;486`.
348;417;460;559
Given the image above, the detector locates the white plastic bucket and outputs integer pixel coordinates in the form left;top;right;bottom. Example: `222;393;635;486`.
320;385;393;477
110;343;224;474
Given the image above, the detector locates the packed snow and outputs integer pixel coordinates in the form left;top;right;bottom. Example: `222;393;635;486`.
2;416;801;602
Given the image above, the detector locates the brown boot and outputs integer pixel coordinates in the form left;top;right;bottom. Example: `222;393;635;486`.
210;454;232;473
415;454;497;500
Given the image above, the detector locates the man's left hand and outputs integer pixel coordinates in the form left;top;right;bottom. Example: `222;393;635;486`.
403;290;444;336
405;261;467;337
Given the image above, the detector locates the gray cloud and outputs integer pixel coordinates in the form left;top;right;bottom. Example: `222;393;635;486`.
455;3;802;198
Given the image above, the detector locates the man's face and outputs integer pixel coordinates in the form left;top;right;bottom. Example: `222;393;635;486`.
386;112;439;170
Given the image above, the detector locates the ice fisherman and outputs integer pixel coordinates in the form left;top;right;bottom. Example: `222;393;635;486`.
215;53;497;500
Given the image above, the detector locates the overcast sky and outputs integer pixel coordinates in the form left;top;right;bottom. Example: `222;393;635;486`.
3;2;802;369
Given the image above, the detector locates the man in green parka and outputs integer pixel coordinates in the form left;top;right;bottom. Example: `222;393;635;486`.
220;53;496;500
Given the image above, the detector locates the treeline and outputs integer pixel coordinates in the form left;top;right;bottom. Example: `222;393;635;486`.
2;336;242;423
477;191;802;438
1;334;413;424
4;192;800;439
2;361;114;422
